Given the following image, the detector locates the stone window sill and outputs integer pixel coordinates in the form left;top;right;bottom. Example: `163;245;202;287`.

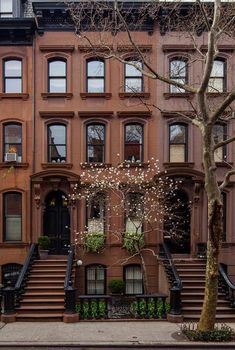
42;163;73;169
81;163;111;169
164;162;195;168
214;162;233;167
41;93;73;100
0;93;29;100
80;93;112;100
119;92;150;99
0;242;28;248
0;162;29;169
119;162;149;168
207;92;228;97
163;92;194;100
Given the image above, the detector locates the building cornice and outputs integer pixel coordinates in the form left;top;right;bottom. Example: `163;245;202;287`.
0;18;35;45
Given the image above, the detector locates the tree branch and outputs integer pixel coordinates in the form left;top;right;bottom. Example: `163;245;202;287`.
220;169;235;190
214;135;235;151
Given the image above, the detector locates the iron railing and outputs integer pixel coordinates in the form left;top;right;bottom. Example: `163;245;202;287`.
219;263;235;308
64;245;76;313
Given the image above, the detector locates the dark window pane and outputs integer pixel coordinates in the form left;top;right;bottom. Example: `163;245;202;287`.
48;124;66;163
5;60;21;77
125;124;143;143
125;124;143;162
4;124;22;143
88;60;104;77
170;124;186;143
86;266;105;295
87;124;105;163
170;60;186;78
4;193;22;241
124;145;142;162
4;124;22;162
125;266;143;294
87;124;105;144
48;125;66;144
88;145;104;163
49;61;66;77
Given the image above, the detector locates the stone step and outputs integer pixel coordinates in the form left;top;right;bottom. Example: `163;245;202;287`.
16;313;63;321
23;291;65;297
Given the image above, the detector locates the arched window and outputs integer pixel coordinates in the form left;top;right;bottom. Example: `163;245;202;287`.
169;58;187;93
208;59;226;93
47;124;66;163
2;263;22;287
86;264;106;295
125;60;143;92
87;59;105;92
125;193;143;234
124;123;143;162
87;193;105;234
48;59;67;93
169;123;188;162
0;0;13;17
86;123;105;163
3;123;22;162
4;192;22;241
124;265;143;295
213;122;227;162
3;59;22;93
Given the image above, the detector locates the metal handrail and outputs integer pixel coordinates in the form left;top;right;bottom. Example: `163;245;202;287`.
159;242;182;289
64;245;75;289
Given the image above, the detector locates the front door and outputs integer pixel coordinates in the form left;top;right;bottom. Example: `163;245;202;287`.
43;191;70;254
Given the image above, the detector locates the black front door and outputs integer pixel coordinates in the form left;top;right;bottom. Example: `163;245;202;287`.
43;191;70;254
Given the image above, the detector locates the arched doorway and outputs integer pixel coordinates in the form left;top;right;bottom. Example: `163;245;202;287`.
164;189;190;254
43;190;70;254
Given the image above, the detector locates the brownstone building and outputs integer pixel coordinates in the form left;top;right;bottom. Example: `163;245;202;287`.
1;0;235;322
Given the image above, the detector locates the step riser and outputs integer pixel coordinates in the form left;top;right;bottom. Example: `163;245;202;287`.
20;302;64;307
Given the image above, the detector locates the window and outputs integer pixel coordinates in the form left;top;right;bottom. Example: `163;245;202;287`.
125;60;143;93
125;193;143;234
86;265;106;295
48;59;67;93
3;123;22;162
169;123;187;162
124;123;143;162
87;124;105;163
0;0;13;17
87;194;105;233
208;59;226;93
48;124;66;163
170;58;187;93
124;265;143;295
213;123;227;162
2;263;22;287
222;192;227;242
3;59;22;93
4;192;22;241
87;59;105;93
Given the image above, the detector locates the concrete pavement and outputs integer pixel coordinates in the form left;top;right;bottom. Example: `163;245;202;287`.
0;321;235;348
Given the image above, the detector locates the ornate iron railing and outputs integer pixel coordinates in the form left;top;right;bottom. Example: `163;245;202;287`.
159;242;182;315
78;295;110;319
219;263;235;308
3;243;39;314
64;245;76;313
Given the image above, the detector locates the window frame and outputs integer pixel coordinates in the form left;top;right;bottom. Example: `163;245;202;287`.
86;58;105;93
124;123;144;163
3;191;22;242
3;122;22;162
208;58;226;93
169;57;188;93
85;264;106;295
48;58;67;93
169;122;188;162
0;0;13;18
124;264;143;295
86;123;105;163
47;123;67;163
125;192;144;234
86;193;106;234
124;59;144;93
3;58;22;93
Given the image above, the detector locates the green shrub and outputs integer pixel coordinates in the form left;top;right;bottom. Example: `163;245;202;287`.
76;300;106;319
85;232;105;253
130;299;170;319
38;235;50;250
123;232;145;254
108;279;125;294
181;323;235;342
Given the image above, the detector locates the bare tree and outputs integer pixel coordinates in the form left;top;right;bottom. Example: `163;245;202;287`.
68;0;235;330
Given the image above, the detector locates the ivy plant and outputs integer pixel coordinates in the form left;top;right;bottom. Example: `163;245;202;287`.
85;232;105;253
123;232;145;254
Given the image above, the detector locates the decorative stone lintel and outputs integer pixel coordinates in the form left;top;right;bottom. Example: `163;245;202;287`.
80;93;112;100
78;111;113;118
39;45;75;52
41;93;73;100
117;111;152;118
39;111;74;119
119;92;150;99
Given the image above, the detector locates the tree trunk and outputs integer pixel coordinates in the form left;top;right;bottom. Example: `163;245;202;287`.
198;129;223;331
140;253;149;294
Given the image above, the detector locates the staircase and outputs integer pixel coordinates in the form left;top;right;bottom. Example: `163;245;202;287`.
174;259;235;322
16;258;68;321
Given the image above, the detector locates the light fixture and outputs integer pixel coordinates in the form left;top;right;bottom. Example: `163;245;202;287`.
77;259;83;266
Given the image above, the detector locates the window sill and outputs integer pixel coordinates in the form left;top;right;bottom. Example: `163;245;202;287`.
164;162;194;168
42;163;73;169
0;162;29;169
164;92;194;100
119;92;150;99
215;162;233;168
81;163;111;169
0;242;28;248
80;93;112;100
207;92;228;97
41;93;73;100
119;162;150;168
0;93;29;100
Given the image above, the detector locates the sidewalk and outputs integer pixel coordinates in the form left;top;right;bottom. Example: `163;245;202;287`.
1;321;235;348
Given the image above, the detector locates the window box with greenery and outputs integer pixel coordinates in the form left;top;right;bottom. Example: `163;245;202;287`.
38;235;50;259
85;232;105;253
123;232;145;254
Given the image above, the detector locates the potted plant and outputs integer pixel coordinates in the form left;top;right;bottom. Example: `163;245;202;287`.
108;279;125;295
85;232;105;253
38;235;50;259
